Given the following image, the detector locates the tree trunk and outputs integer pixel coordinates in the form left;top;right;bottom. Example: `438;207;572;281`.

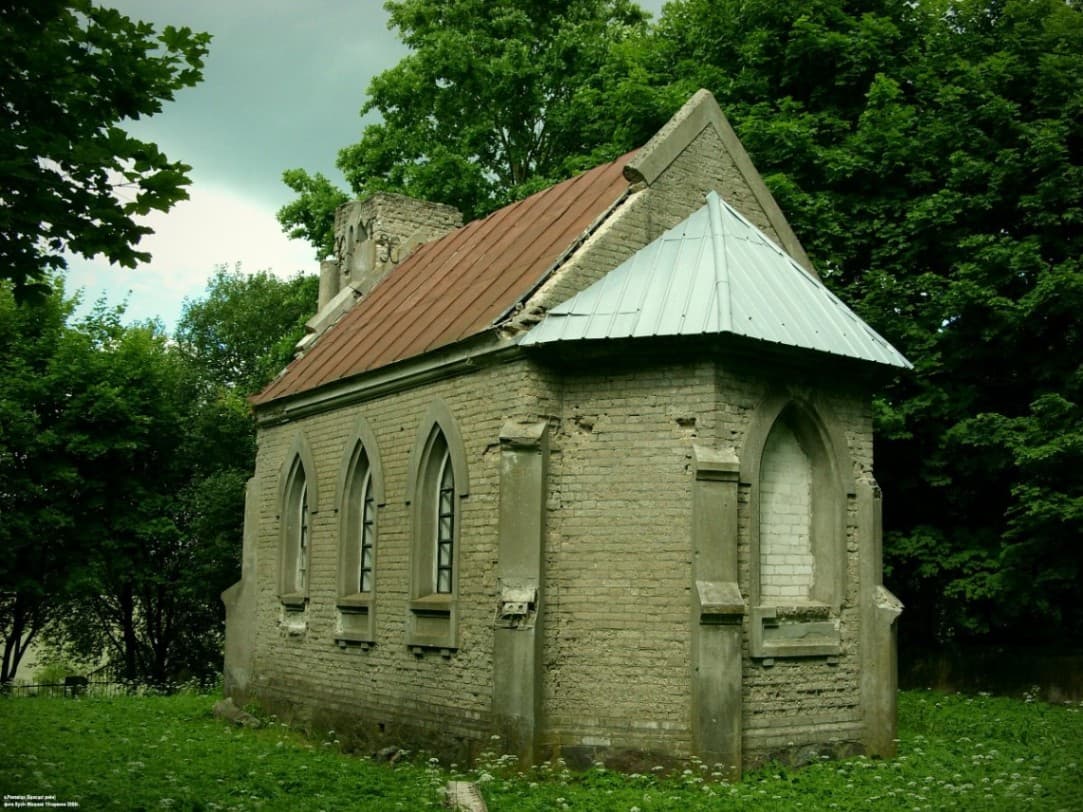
1;593;42;684
119;584;139;682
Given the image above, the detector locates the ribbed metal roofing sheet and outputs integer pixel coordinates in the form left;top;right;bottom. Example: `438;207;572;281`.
253;153;634;406
521;192;911;369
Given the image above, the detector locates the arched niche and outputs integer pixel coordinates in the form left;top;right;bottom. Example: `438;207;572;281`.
277;432;319;606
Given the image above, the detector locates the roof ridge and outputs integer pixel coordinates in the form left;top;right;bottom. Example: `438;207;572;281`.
706;191;733;335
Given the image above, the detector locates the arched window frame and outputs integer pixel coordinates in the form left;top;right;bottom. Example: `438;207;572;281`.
405;400;469;652
334;418;385;647
278;434;319;608
740;393;851;658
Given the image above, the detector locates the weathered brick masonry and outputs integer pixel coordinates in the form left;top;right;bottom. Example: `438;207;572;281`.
247;363;545;757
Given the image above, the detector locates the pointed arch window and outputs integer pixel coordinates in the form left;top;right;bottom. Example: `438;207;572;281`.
297;482;310;591
279;455;312;607
338;446;377;600
405;400;469;652
359;468;376;593
335;422;384;647
413;430;457;599
759;419;814;603
753;406;842;609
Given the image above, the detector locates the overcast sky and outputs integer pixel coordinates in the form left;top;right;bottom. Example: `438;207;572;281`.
65;0;665;330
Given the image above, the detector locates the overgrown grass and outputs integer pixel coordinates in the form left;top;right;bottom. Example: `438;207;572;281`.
1;690;1080;810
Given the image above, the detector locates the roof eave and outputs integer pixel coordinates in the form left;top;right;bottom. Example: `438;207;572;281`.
252;329;521;426
523;331;911;380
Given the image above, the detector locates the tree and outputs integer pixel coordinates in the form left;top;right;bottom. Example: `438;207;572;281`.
279;0;680;254
854;0;1083;647
49;267;317;684
0;281;80;683
653;0;1083;646
175;265;320;395
276;170;349;261
0;0;210;302
649;0;929;256
2;260;317;685
43;308;196;682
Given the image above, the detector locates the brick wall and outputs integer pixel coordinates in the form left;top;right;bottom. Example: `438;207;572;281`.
246;360;552;758
540;359;716;760
532;352;873;766
243;353;874;766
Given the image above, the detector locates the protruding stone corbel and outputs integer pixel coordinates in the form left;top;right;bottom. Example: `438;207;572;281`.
695;580;746;625
499;419;549;451
692;444;739;482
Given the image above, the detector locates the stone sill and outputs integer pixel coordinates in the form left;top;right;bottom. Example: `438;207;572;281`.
769;602;832;620
407;593;456;652
408;643;456;659
750;604;841;660
409;594;453;616
279;593;307;609
337;595;372;613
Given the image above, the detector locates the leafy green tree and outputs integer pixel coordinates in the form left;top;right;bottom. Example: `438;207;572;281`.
649;0;928;258
863;0;1083;646
654;0;1083;646
0;281;80;683
279;0;679;254
54;265;317;684
276;170;349;261
45;309;195;682
1;284;207;685
3;261;318;685
175;265;319;394
0;0;210;302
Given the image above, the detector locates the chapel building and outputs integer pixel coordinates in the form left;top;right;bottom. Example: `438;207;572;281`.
222;90;907;773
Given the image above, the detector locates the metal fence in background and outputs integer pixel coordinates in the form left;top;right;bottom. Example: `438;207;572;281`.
1;676;132;699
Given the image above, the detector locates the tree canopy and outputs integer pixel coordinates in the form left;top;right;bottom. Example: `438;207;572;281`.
175;265;320;394
0;0;210;302
0;283;78;683
0;267;317;685
276;170;349;261
277;0;680;252
652;0;1083;646
279;0;1082;650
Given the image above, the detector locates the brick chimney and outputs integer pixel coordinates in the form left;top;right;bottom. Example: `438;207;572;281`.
300;193;462;352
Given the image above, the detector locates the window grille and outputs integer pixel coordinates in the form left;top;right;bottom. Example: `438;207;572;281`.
435;450;454;593
297;483;309;592
359;470;375;593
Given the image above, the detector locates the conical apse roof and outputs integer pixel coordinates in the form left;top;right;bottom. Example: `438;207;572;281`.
522;191;910;369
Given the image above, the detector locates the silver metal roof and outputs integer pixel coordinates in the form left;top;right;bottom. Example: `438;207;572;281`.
521;191;911;369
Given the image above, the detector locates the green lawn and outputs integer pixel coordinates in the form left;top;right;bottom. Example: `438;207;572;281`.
1;690;1080;811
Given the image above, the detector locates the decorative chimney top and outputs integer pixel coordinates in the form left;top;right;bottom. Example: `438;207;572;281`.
301;193;463;353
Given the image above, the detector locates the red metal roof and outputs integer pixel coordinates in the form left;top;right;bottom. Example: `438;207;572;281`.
253;153;634;406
